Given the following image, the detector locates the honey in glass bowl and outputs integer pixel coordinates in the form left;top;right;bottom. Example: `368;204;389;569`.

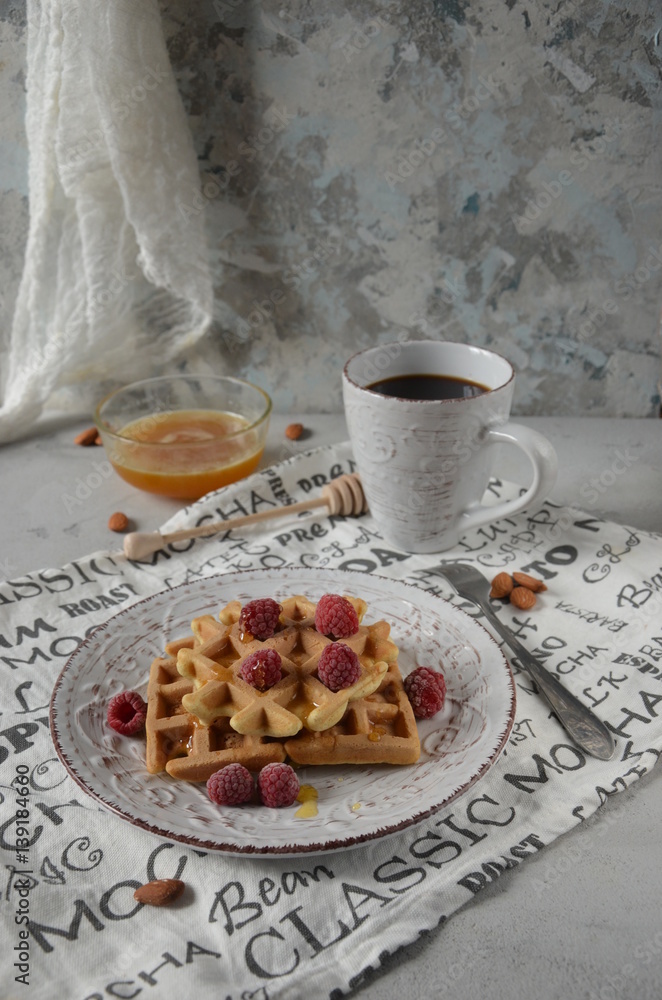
95;376;271;500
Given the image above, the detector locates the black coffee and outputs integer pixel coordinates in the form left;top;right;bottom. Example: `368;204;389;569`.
366;373;489;400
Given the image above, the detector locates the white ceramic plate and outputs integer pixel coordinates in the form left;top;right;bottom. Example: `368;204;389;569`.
50;568;516;856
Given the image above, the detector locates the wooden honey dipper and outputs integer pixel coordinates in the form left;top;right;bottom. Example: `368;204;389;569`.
122;473;368;560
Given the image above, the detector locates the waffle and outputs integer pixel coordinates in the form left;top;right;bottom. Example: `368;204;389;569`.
285;660;420;766
144;594;420;782
145;638;286;781
177;596;396;738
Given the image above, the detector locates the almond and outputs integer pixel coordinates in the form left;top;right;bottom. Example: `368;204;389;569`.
489;572;514;599
108;512;130;533
513;571;547;592
285;422;304;440
133;878;185;907
74;426;99;446
510;586;537;610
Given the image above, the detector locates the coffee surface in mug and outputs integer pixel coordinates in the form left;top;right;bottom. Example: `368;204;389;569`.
366;372;489;400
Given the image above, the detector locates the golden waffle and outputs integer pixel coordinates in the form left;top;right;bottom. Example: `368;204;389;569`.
284;660;420;766
145;635;195;774
145;636;285;782
177;595;397;738
144;594;419;782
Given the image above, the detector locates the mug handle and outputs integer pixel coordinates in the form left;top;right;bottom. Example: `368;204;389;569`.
460;422;558;535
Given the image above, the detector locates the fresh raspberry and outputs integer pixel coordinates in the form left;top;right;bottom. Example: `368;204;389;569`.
317;643;361;691
239;598;282;640
207;764;254;806
258;762;300;808
314;594;359;639
240;649;283;690
404;666;446;719
107;691;147;735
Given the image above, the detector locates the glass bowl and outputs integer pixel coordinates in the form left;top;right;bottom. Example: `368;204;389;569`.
95;375;272;499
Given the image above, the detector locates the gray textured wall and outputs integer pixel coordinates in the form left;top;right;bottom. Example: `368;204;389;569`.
1;1;661;416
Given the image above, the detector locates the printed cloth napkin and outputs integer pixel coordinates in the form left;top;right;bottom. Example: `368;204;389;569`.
1;443;661;1000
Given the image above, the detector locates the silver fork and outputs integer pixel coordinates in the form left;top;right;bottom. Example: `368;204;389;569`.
433;562;615;760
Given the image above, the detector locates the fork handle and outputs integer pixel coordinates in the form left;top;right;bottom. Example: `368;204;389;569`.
471;596;615;760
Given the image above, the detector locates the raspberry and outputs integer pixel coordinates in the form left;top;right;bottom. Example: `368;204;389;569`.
258;762;300;808
107;691;147;735
314;594;359;639
317;643;361;691
207;764;254;806
240;649;283;690
404;666;446;719
239;598;282;640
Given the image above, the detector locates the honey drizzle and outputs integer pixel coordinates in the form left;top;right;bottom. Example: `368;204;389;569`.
295;784;318;819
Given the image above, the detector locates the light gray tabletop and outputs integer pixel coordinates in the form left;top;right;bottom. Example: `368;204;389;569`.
1;413;661;998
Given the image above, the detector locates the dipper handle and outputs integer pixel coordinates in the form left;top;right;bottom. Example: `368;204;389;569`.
122;473;367;560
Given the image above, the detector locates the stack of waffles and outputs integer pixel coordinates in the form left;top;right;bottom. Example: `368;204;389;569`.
145;595;420;782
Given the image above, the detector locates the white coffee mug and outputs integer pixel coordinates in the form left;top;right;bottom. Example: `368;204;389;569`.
342;340;558;553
